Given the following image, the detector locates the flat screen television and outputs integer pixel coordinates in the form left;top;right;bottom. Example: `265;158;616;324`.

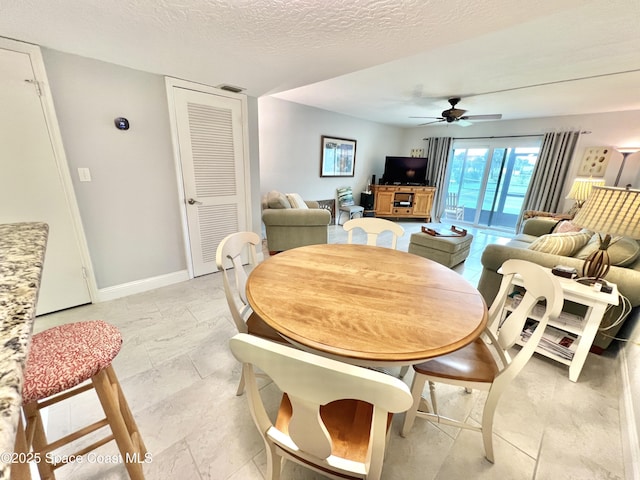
382;156;429;185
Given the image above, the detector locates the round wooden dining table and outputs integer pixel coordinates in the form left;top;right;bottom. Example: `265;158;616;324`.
246;243;488;367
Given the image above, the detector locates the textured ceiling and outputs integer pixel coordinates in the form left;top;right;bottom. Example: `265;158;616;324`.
1;0;639;127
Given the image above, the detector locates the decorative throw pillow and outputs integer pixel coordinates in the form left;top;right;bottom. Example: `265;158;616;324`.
574;234;640;267
552;220;583;234
267;190;291;209
528;231;593;256
286;193;309;209
337;187;355;206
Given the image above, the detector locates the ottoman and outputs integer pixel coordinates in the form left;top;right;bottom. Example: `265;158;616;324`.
409;227;473;268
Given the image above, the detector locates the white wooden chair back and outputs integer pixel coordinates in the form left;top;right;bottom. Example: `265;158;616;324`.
444;192;464;220
486;259;563;387
229;333;413;479
343;217;405;249
215;231;260;334
445;192;458;208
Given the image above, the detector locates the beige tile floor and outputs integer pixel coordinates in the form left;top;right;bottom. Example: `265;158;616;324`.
33;221;625;480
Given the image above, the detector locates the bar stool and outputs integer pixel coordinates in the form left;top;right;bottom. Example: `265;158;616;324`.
21;320;146;480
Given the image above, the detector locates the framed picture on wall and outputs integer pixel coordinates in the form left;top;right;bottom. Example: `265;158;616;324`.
320;136;356;177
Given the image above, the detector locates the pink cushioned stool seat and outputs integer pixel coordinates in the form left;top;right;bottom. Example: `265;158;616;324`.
19;320;146;479
23;320;122;403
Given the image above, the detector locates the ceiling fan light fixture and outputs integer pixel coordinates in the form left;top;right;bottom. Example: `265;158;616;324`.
411;97;502;125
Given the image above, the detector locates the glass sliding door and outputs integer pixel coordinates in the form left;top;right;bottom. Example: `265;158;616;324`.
444;138;541;231
447;147;490;225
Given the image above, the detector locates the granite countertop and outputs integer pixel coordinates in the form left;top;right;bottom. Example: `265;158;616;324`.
0;222;48;479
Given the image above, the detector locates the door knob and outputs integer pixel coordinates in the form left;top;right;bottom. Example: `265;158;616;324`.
187;198;202;205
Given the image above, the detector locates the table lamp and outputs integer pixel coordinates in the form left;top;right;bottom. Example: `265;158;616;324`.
566;177;606;208
571;186;640;285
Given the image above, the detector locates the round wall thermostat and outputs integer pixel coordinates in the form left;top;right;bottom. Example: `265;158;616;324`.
114;117;130;130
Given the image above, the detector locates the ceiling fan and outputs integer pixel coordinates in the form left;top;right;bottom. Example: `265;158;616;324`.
410;97;502;126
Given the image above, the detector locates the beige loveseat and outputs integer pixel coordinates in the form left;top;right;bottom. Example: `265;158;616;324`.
477;216;640;351
261;191;331;254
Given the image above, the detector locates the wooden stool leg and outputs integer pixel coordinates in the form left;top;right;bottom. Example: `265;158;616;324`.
12;416;32;480
104;366;147;456
92;367;145;480
22;402;56;480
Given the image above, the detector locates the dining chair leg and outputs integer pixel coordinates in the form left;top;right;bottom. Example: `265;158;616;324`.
428;381;439;415
400;373;427;437
265;442;282;480
236;364;247;396
399;365;409;378
481;389;498;463
236;377;246;396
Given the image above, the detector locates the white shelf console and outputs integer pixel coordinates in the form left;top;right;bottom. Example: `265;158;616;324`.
500;268;619;382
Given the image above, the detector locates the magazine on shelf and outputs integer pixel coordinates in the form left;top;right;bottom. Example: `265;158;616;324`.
521;319;578;360
509;295;584;330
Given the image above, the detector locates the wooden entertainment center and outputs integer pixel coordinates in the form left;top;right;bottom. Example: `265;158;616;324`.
371;185;436;222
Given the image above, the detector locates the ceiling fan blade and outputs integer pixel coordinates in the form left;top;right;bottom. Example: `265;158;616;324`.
462;114;503;120
417;119;445;126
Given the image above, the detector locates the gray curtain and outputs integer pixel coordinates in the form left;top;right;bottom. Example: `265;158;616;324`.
425;136;452;222
516;130;581;231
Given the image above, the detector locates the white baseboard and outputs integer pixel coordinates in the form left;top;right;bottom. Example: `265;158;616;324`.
96;270;190;302
620;347;640;480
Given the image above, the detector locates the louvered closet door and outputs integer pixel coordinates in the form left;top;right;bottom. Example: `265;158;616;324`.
173;87;248;276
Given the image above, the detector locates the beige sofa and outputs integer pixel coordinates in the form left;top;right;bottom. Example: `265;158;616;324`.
477;216;640;351
261;191;331;254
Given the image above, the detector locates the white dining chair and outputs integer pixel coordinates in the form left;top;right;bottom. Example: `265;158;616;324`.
216;231;288;395
400;259;563;463
343;217;405;249
229;333;413;480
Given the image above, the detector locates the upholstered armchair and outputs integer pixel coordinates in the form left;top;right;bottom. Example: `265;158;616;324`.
261;191;331;254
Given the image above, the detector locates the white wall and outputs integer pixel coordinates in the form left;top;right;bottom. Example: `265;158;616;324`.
246;96;262;235
400;110;640;212
258;96;404;203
